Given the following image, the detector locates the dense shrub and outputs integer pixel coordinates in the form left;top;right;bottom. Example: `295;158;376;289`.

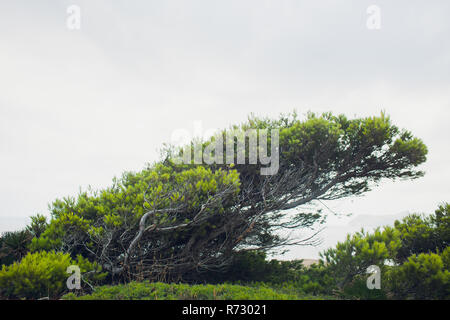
0;230;33;267
200;251;304;283
290;263;335;296
62;281;304;300
319;203;449;299
320;228;396;291
384;248;450;299
0;215;49;267
0;251;106;299
199;251;334;297
393;203;449;263
339;276;388;300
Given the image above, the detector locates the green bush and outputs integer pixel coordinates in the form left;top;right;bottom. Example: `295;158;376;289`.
0;230;33;267
339;276;387;300
385;249;450;299
62;281;304;300
198;251;334;297
0;251;106;299
319;203;450;299
320;228;397;291
200;251;304;283
393;203;449;263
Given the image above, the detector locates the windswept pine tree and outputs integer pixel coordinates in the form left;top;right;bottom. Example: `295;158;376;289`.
30;112;428;282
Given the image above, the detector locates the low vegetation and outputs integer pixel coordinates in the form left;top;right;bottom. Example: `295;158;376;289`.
62;281;303;300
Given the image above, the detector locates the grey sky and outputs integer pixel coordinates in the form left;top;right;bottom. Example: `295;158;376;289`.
1;1;449;258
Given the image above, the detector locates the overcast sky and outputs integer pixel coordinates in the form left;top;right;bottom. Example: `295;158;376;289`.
1;0;449;258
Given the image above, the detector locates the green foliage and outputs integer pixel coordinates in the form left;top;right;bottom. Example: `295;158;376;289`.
246;111;427;193
62;281;302;300
0;229;32;267
31;165;240;255
385;249;450;299
200;251;334;297
320;228;398;289
319;203;450;299
292;263;335;296
0;251;106;299
0;214;48;267
340;275;387;300
26;214;48;238
201;251;304;283
393;203;449;263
